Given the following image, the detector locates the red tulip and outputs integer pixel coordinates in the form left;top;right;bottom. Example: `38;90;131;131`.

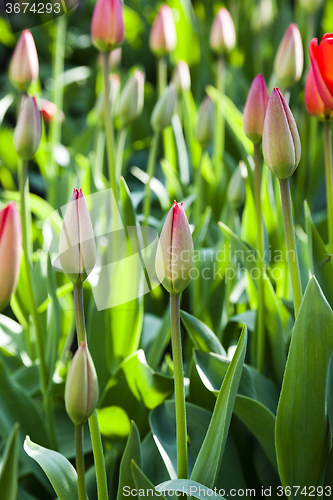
149;5;177;57
305;65;333;121
309;34;333;111
0;203;21;310
9;30;39;91
243;74;269;144
91;0;124;52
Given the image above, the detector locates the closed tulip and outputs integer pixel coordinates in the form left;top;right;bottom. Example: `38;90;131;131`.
228;165;246;209
65;342;99;425
210;8;236;55
149;5;177;57
274;24;303;89
119;70;145;126
9;30;39;91
14;96;42;160
195;96;215;148
243;74;269;144
262;88;301;179
155;201;193;294
151;84;176;132
309;34;333;111
59;189;96;283
91;0;124;52
305;65;333;121
0;203;21;311
172;60;191;93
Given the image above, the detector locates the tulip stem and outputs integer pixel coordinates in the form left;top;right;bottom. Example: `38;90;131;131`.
213;56;225;179
116;126;128;179
102;51;118;204
195;150;204;222
20;161;57;450
254;144;265;372
75;424;87;500
73;283;108;500
279;178;302;317
170;293;187;479
324;121;333;254
158;57;167;96
143;132;160;226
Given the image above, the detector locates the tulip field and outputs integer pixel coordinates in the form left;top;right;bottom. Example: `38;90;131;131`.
2;0;333;498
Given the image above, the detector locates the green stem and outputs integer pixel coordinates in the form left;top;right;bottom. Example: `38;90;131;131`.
20;161;57;450
75;424;87;500
195;150;204;222
158;57;167;96
324;121;333;254
73;283;87;344
102;51;117;204
213;56;225;179
116;127;128;179
143;132;160;226
254;144;265;372
279;178;302;317
170;293;187;479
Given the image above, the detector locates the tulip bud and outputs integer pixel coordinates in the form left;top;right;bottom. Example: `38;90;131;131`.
274;24;303;89
227;165;246;209
119;71;145;126
65;342;99;425
195;96;215;148
209;8;236;55
0;203;21;311
251;0;274;33
151;84;176;132
262;88;301;179
243;74;269;144
9;30;39;91
155;201;193;294
14;96;42;160
149;5;177;57
309;34;333;111
172;60;191;93
91;0;124;52
305;65;333;121
39;99;65;124
59;189;96;283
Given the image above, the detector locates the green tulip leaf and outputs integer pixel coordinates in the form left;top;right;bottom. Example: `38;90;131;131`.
131;460;167;500
0;422;19;500
180;310;225;355
156;479;225;499
117;421;142;500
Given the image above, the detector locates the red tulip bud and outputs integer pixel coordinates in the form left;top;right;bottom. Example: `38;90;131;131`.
243;74;269;144
14;96;42;160
59;189;96;283
309;34;333;111
274;24;303;89
172;60;191;93
0;203;21;311
305;65;333;121
155;201;193;294
91;0;124;52
149;5;177;57
9;30;39;91
65;342;99;425
39;99;65;124
262;88;301;179
209;8;236;55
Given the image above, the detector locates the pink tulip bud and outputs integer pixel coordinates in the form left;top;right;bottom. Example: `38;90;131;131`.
119;70;145;126
0;203;21;311
155;201;193;294
149;5;177;57
195;95;215;148
305;65;333;121
14;96;42;160
59;189;96;283
262;88;301;179
243;74;269;144
274;24;303;89
91;0;124;52
9;30;39;91
65;342;99;425
209;8;236;55
172;60;191;93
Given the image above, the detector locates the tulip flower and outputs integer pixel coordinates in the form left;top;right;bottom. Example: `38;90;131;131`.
309;34;333;111
59;189;96;283
305;65;333;121
14;96;42;160
149;5;177;57
155;201;193;294
228;166;246;209
0;203;21;311
119;70;145;126
274;24;303;90
65;342;99;425
151;84;176;132
91;0;124;52
210;7;236;55
243;74;269;144
9;30;39;91
195;96;215;148
262;88;301;179
172;60;191;93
